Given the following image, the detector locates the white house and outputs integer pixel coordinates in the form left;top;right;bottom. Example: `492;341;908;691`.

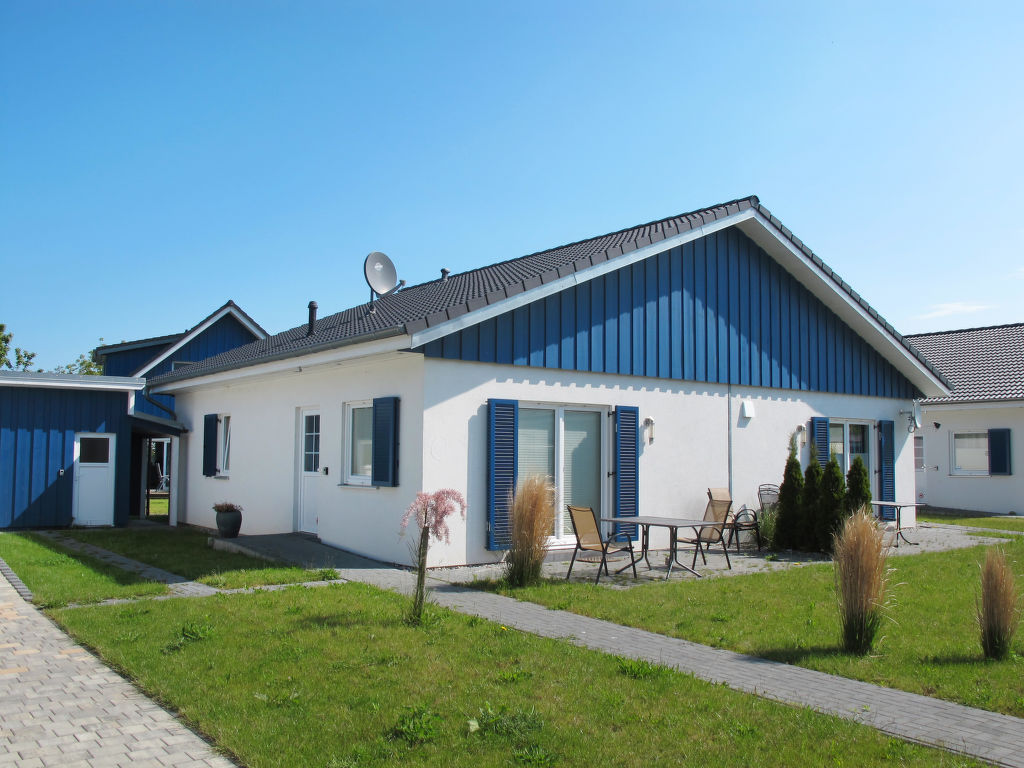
150;196;949;566
906;323;1021;515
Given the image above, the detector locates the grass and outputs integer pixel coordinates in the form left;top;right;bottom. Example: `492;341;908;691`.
919;513;1024;533
144;496;169;522
50;582;983;768
483;537;1024;716
0;532;167;607
61;527;329;589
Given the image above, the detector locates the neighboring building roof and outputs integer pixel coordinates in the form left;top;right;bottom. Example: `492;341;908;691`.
0;371;145;392
150;197;949;395
95;300;268;378
906;323;1024;404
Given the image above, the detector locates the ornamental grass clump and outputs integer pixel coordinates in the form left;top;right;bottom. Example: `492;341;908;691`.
505;475;554;587
977;547;1020;660
833;509;889;655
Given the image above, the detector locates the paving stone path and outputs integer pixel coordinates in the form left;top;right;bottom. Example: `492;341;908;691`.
0;563;236;768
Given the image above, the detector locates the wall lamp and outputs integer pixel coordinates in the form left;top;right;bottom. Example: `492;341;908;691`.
642;417;655;445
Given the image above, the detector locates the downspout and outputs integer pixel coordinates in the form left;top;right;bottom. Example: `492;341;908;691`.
727;383;734;498
142;392;177;419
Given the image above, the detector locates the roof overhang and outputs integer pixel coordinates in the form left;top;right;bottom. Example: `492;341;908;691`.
131;303;269;378
408;207;949;399
0;372;146;392
128;411;188;436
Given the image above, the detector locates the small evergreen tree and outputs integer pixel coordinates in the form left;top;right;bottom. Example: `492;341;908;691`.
817;454;847;553
774;433;804;550
845;456;872;514
800;445;823;551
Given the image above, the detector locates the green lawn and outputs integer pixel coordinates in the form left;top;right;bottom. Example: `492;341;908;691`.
919;513;1024;533
0;532;167;607
144;496;168;522
483;538;1024;717
51;583;982;768
61;527;330;589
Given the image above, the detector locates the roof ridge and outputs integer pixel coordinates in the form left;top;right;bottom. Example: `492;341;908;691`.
905;321;1024;338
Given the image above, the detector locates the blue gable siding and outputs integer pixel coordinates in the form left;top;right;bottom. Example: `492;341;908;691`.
0;386;132;529
419;229;918;399
103;342;169;377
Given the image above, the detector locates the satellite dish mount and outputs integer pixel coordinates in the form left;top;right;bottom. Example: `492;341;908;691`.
363;252;404;313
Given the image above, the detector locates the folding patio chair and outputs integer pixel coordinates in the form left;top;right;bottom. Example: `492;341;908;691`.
676;488;732;570
725;484;775;552
564;505;638;584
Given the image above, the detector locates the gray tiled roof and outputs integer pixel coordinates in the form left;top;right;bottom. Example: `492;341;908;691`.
151;196;943;388
906;323;1024;403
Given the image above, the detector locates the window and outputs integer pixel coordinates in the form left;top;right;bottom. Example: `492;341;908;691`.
302;413;320;473
343;397;400;487
823;421;870;474
516;405;603;541
220;415;232;474
202;413;231;477
950;429;1012;476
79;436;110;464
914;436;925;471
345;402;373;484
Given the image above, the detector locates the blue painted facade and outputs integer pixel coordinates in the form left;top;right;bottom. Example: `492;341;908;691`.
103;314;260;418
420;229;918;399
0;385;133;529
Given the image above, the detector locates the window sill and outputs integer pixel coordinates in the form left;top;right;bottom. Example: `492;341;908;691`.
337;482;376;489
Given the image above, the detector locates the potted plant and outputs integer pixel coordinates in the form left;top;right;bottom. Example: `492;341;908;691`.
213;501;243;538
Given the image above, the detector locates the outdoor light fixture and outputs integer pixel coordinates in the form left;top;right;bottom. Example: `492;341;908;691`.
642;416;655;444
740;398;755;419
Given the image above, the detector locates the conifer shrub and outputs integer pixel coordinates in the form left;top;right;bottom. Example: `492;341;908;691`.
817;454;847;553
977;547;1020;660
774;435;804;550
800;446;824;551
834;509;889;654
505;475;555;587
846;456;872;514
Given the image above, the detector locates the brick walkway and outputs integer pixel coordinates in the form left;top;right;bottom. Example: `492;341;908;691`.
0;565;236;768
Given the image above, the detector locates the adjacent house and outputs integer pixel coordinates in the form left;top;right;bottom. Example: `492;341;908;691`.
906;323;1021;514
0;302;265;530
151;196;949;567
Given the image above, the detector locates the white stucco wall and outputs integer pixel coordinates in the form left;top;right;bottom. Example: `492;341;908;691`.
172;352;426;564
420;357;916;567
916;402;1022;515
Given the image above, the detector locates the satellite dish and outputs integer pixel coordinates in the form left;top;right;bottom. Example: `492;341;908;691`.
364;251;398;297
912;403;923;430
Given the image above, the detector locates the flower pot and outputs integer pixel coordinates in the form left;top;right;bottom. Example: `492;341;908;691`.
215;508;242;538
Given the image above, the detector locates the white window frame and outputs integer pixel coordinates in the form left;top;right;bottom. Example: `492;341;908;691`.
219;414;231;476
517;401;607;544
343;401;373;486
914;435;925;472
950;430;989;476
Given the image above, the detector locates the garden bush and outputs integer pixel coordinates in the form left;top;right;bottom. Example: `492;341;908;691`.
774;436;803;550
834;509;889;654
977;547;1020;660
800;446;824;551
505;475;554;587
817;454;847;553
845;456;872;514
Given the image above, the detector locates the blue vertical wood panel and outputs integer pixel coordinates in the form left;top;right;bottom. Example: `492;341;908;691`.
669;247;683;380
417;229;918;399
683;242;695;381
618;265;632;374
693;240;706;381
575;282;589;371
604;270;618;374
590;278;604;371
633;261;647;377
460;324;479;362
545;294;560;368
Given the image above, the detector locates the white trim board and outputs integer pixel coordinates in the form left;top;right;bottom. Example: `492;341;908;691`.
0;373;145;392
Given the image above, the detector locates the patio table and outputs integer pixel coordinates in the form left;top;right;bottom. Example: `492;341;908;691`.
868;500;920;547
600;515;725;579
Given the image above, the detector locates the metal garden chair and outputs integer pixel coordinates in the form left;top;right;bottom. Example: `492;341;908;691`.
564;505;638;584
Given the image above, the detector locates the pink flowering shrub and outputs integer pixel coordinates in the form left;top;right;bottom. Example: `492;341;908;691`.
401;488;467;544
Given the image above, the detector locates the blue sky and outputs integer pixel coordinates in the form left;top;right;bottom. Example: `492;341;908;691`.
2;1;1022;370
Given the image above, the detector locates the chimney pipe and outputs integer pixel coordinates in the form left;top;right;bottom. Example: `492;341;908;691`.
440;268;450;282
307;301;318;336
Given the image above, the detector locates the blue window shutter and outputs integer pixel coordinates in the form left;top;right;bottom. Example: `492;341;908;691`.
371;397;400;487
614;406;639;541
878;419;896;519
810;416;829;468
487;399;518;550
989;428;1012;476
202;414;218;477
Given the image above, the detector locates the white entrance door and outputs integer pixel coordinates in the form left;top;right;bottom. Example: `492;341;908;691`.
298;411;321;534
73;433;116;526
